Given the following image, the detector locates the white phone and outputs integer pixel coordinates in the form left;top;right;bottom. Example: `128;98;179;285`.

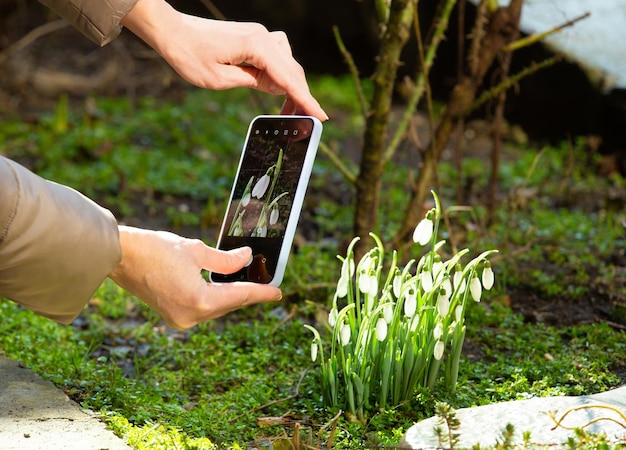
210;115;323;286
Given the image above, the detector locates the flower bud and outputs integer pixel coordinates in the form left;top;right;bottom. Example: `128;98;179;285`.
470;276;482;302
453;264;466;294
383;304;394;324
269;205;279;225
404;288;417;318
252;174;270;198
437;292;450;317
434;340;445;360
241;192;251;207
311;342;318;362
328;308;338;328
340;323;351;346
392;273;403;298
482;263;495;290
455;305;463;322
375;318;388;341
420;271;433;293
433;322;443;340
413;216;434;246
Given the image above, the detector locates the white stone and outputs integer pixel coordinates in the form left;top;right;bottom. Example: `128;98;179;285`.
401;386;626;448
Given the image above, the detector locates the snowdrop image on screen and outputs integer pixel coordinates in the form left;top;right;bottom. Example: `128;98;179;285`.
228;149;288;237
305;191;498;421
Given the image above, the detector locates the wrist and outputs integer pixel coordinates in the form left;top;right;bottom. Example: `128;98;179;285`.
121;0;180;57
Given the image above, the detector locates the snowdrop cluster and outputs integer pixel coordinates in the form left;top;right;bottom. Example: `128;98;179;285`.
305;191;497;421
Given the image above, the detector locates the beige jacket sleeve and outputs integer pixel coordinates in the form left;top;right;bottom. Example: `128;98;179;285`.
0;157;121;324
39;0;138;46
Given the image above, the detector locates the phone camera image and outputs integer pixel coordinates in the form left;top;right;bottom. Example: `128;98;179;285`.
211;115;322;287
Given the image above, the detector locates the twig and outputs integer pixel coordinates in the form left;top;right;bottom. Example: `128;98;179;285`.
332;26;370;118
318;140;357;184
467;0;489;76
466;56;561;116
503;12;591;52
318;409;342;449
548;404;626;431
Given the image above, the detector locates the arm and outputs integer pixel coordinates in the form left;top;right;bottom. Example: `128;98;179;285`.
40;0;327;121
120;0;327;121
0;157;121;324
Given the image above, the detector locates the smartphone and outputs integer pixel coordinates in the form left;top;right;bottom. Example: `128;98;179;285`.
210;115;323;286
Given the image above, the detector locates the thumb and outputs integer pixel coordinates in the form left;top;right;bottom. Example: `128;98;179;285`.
200;245;252;274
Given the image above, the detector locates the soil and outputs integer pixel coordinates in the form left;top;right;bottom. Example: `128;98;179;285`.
1;21;625;333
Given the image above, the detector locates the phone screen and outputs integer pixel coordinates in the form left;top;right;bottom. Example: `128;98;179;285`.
211;116;319;284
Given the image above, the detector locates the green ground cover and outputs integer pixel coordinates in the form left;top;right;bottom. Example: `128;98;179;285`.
1;76;625;448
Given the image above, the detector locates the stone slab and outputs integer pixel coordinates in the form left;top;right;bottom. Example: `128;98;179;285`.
401;386;626;448
0;356;130;450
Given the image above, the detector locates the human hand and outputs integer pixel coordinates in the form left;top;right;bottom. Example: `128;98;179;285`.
108;226;282;330
121;0;328;122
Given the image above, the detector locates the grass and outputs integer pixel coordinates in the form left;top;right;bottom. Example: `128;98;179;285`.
1;75;625;448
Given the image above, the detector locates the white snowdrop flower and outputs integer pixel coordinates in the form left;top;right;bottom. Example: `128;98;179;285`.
375;318;388;341
434;340;445;361
413;216;434;246
358;270;370;294
342;257;356;279
456;276;466;294
336;258;354;299
482;263;495;290
437;292;450;317
232;222;243;237
383;304;394;324
455;305;463;322
358;264;378;297
311;342;318;362
340;323;351;346
432;258;444;281
420;271;433;293
269;205;279;225
470;276;482;302
392;274;403;298
433;322;443;340
256;226;267;237
241;192;251;207
336;276;348;299
453;266;463;290
251;174;270;198
441;278;452;301
328;307;338;328
404;288;417;318
360;253;372;271
367;274;378;297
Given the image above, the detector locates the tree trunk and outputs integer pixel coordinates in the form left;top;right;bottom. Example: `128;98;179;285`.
354;0;416;260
